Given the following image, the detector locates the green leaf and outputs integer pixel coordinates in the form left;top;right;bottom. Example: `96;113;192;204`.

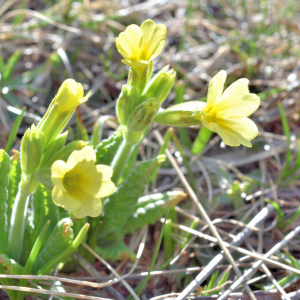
277;102;292;182
122;191;186;235
205;271;219;295
38;132;68;169
91;116;118;147
99;155;166;238
0;254;24;275
0;150;10;254
2;49;22;81
17;221;50;300
31;184;60;246
265;199;285;228
37;223;89;276
215;269;230;294
33;218;74;274
95;241;136;262
95;128;123;165
0;264;16;299
4;107;26;154
76;115;89;142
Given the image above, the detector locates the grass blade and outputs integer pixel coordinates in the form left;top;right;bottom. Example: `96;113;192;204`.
5;107;26;154
132;211;169;298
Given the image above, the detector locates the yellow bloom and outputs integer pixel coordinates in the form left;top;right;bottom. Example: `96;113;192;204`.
51;147;115;219
54;79;88;116
38;79;90;147
199;70;260;147
115;19;167;75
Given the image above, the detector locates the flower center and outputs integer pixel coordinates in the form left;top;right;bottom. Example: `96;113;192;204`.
202;104;217;124
63;173;82;192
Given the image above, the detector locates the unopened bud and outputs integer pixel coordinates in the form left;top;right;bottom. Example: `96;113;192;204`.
116;84;140;127
127;98;159;132
38;79;89;147
21;124;44;175
154;101;205;127
143;66;176;104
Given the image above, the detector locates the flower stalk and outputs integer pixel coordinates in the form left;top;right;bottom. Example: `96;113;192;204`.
110;139;135;184
8;174;37;262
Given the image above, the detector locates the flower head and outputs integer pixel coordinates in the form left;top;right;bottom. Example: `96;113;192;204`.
38;79;90;147
116;19;167;76
54;79;88;116
199;71;260;147
51;147;115;219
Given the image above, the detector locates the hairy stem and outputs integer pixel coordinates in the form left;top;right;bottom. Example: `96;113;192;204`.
110;139;134;184
8;174;37;263
8;189;30;263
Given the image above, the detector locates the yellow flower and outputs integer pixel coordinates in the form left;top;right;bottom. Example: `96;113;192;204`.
38;79;90;147
115;19;167;75
54;79;88;116
199;70;260;147
51;147;115;219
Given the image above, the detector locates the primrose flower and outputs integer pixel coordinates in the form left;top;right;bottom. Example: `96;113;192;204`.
38;79;90;147
53;79;87;116
116;19;167;76
51;147;115;219
199;70;260;147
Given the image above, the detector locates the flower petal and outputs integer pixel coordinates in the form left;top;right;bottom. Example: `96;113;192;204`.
120;59;150;76
52;186;81;211
71;195;102;219
51;160;67;192
66;146;95;170
212;115;258;147
140;19;167;60
78;165;104;196
96;165;113;180
97;180;115;198
217;78;249;107
206;70;227;107
116;25;143;61
217;93;260;117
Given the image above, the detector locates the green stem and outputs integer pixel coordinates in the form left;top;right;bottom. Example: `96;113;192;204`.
8;174;37;263
8;189;30;263
110;139;135;184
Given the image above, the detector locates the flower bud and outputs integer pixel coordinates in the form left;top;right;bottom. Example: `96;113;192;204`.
38;79;89;147
21;124;44;175
154;101;206;127
38;132;68;169
143;66;176;104
53;79;84;115
126;98;159;132
116;84;140;127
